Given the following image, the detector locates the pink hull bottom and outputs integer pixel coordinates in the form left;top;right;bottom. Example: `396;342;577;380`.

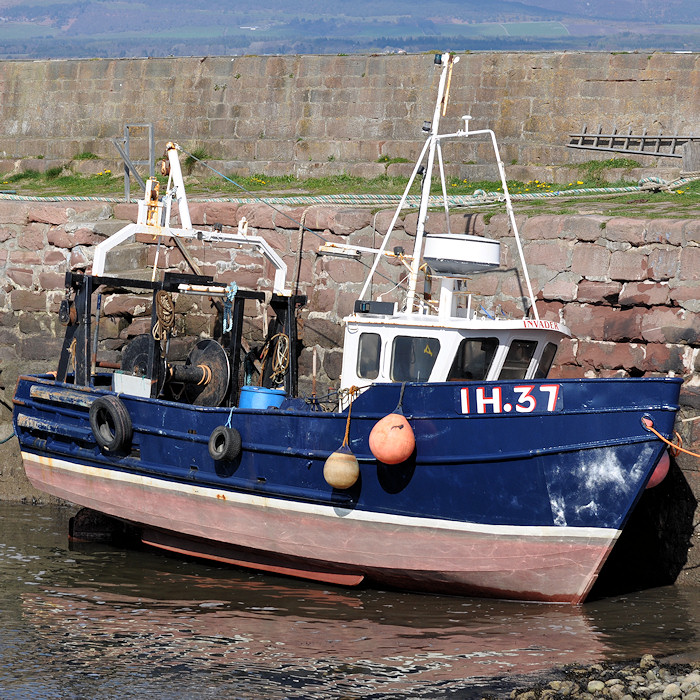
24;454;618;603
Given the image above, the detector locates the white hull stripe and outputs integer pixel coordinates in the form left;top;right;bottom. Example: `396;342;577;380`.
28;452;619;543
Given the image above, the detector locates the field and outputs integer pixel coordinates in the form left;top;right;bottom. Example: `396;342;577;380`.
0;0;697;57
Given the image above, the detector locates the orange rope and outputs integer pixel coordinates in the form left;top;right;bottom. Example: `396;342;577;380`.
342;386;359;448
642;418;700;459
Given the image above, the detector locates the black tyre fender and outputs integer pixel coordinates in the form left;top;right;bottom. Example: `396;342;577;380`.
89;395;132;453
208;426;242;462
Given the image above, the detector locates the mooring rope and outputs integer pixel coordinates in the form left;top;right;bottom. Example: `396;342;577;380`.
642;417;700;460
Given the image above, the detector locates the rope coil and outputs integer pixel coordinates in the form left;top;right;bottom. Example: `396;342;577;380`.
259;332;289;387
152;290;175;341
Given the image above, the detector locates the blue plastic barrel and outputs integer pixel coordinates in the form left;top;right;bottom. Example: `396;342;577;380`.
239;385;286;409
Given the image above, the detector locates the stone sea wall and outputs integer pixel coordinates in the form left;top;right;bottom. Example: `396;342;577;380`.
0;198;699;585
0;51;698;181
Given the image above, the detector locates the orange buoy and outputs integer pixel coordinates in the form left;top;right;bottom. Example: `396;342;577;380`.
646;450;670;489
369;412;415;465
324;445;360;489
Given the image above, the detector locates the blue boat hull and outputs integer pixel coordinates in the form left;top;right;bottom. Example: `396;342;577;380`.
13;375;682;602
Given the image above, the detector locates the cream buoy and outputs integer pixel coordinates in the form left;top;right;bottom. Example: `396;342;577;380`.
324;388;360;489
323;445;360;490
369;383;415;465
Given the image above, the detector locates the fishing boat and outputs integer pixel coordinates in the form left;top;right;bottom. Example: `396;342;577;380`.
12;53;681;603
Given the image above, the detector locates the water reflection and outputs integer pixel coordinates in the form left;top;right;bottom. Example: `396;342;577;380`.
1;503;700;699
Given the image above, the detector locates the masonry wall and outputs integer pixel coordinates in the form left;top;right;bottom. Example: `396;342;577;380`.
0;199;699;585
0;52;698;181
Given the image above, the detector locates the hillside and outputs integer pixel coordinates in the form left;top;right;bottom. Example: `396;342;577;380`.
0;0;698;58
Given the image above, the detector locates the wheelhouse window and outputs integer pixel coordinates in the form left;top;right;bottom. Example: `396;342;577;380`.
535;342;558;379
391;336;440;382
447;337;499;381
500;340;538;380
357;333;381;379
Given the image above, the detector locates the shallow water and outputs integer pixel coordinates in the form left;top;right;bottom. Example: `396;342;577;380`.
1;502;699;699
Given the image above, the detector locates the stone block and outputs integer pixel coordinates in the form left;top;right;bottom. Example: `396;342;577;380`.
680;247;700;281
683;220;700;245
602;307;643;342
27;204;69;226
609;249;649;281
320;256;367;285
546;336;574;366
102;294;148;317
38;271;66;290
67;204;113;224
303;316;344;349
48;227;102;249
9;289;46;312
619;281;670;307
323;349;343;381
577;280;622;304
668;283;700;313
112;204;138;222
18;222;47;251
309;286;336;313
641;307;699;345
577;340;646;372
548;364;583;379
562;303;605;340
372;209;405;234
254;139;295;162
337;139;383;163
571;243;610;279
336;290;361;318
450;213;485;236
328;210;373;237
120;317;152;339
540;274;578;302
21;336;63;361
0;226;16;243
7;268;33;287
644;219;685;246
520;215;563;241
603;218;646;245
9;250;41;265
44;250;68;265
533;300;564;324
648;247;680;281
188;202;240;228
345;163;387;179
91;220;128;237
641;343;686;374
237;203;285;230
560;216;607;243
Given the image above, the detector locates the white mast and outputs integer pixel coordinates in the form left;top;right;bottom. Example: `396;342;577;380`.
405;52;457;313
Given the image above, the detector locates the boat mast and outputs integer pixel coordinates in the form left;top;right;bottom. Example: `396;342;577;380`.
405;52;457;313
